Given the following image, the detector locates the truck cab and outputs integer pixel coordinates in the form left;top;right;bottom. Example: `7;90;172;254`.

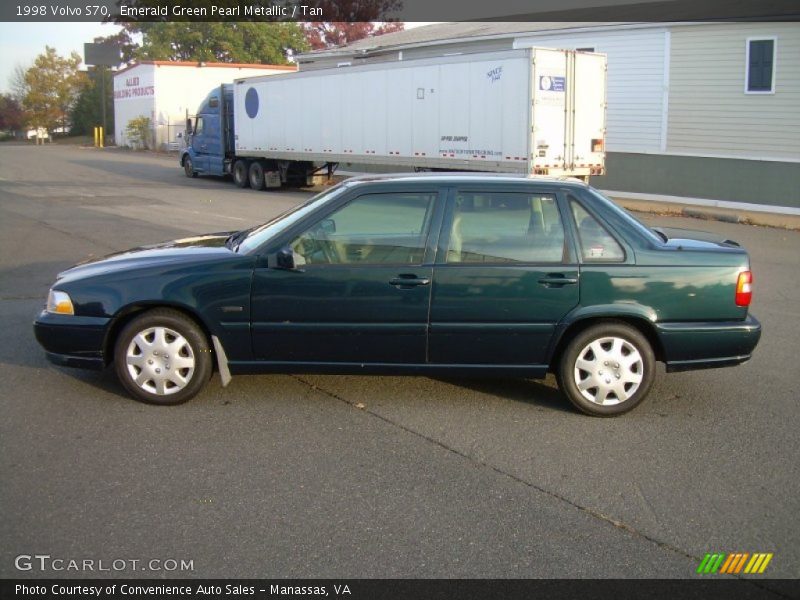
181;85;233;178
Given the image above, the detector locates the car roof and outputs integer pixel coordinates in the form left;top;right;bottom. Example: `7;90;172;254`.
342;172;589;188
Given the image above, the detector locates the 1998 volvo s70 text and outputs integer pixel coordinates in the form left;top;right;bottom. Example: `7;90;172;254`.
34;174;761;416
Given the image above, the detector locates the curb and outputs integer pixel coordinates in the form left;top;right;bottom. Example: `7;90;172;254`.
601;192;800;231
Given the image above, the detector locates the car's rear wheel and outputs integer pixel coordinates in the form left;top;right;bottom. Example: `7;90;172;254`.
233;160;249;188
557;322;655;416
183;156;197;178
248;161;265;190
114;309;212;405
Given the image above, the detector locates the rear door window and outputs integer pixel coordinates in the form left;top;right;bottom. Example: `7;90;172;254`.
446;192;565;264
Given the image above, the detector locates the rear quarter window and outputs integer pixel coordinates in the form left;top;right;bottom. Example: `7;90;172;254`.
570;199;625;262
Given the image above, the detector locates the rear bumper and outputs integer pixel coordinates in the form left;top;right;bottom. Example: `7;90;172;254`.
33;311;109;370
657;314;761;373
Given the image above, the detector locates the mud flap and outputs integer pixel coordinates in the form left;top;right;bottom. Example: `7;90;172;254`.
212;335;232;387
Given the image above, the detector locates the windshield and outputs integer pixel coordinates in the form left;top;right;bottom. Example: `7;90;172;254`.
587;187;664;245
235;183;350;254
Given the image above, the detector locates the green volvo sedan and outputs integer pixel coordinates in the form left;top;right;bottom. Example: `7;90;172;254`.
34;174;761;416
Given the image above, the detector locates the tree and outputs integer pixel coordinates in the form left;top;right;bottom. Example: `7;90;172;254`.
124;22;308;64
0;94;25;133
302;22;404;50
23;46;85;133
69;67;113;136
9;63;30;103
93;30;138;64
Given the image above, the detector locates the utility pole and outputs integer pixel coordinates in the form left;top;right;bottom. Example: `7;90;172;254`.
84;42;120;146
100;65;106;144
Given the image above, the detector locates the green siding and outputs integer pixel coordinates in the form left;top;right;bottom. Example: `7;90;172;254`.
591;152;800;208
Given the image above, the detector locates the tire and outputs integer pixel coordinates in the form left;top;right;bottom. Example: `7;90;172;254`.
248;161;265;190
114;308;212;405
233;160;249;188
183;156;197;178
556;321;655;417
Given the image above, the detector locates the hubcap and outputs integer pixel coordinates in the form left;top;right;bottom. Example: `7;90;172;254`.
573;336;643;406
126;326;195;395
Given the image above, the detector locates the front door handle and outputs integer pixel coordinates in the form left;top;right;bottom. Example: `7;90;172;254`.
389;275;431;288
538;274;578;287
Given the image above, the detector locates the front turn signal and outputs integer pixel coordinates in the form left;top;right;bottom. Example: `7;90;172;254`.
47;289;74;315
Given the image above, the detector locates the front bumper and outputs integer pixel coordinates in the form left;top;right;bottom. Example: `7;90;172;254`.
657;314;761;372
33;310;110;370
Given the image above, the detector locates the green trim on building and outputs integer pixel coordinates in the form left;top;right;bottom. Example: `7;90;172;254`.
591;153;800;208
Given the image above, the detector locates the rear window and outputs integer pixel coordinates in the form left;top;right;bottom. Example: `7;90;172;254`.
586;188;664;246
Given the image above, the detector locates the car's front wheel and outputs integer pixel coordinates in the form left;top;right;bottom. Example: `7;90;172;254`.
557;322;655;416
114;309;212;405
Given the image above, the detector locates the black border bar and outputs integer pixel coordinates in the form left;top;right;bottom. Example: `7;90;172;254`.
3;579;800;600
1;0;799;22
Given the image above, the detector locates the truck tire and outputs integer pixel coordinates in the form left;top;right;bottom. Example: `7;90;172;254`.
183;156;197;178
248;162;265;190
233;160;249;188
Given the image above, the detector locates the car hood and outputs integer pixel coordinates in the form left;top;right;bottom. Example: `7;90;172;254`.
652;227;744;251
57;232;237;281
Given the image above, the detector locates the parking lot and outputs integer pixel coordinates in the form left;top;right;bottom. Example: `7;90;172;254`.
0;144;798;580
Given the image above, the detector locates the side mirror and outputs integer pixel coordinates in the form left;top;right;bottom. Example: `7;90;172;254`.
186;118;193;133
275;246;296;270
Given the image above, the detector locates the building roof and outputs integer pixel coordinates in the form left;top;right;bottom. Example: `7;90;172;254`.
114;61;297;77
298;22;622;58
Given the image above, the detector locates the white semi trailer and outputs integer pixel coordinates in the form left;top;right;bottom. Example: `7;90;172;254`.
181;48;607;188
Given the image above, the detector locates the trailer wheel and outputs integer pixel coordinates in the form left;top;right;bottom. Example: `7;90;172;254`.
248;161;265;190
233;160;249;188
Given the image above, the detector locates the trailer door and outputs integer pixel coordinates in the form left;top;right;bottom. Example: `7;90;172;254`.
572;52;607;174
530;49;568;174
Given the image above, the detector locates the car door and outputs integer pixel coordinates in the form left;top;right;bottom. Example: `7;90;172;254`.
429;186;579;366
250;186;443;364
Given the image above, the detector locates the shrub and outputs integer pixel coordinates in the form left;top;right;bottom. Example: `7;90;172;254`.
125;116;152;149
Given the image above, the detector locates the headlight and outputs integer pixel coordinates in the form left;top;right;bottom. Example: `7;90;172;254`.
46;289;74;315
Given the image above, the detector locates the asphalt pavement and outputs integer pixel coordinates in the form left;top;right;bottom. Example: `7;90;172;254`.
0;144;798;584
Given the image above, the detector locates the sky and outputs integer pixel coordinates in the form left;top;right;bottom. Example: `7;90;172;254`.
0;22;122;93
0;22;436;95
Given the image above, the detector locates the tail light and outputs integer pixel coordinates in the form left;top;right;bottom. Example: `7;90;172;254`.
735;270;752;307
592;138;604;153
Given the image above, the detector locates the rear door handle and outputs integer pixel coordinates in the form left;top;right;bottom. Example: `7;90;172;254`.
389;276;431;288
538;274;578;287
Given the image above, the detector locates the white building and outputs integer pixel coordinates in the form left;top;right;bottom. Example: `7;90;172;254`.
298;22;800;209
113;61;296;149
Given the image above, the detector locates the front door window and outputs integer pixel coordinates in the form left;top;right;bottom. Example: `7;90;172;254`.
291;192;436;266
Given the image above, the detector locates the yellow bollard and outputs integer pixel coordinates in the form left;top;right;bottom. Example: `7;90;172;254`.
99;126;104;148
93;127;98;147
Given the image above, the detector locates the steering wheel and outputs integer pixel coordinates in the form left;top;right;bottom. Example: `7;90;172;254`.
314;228;340;264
